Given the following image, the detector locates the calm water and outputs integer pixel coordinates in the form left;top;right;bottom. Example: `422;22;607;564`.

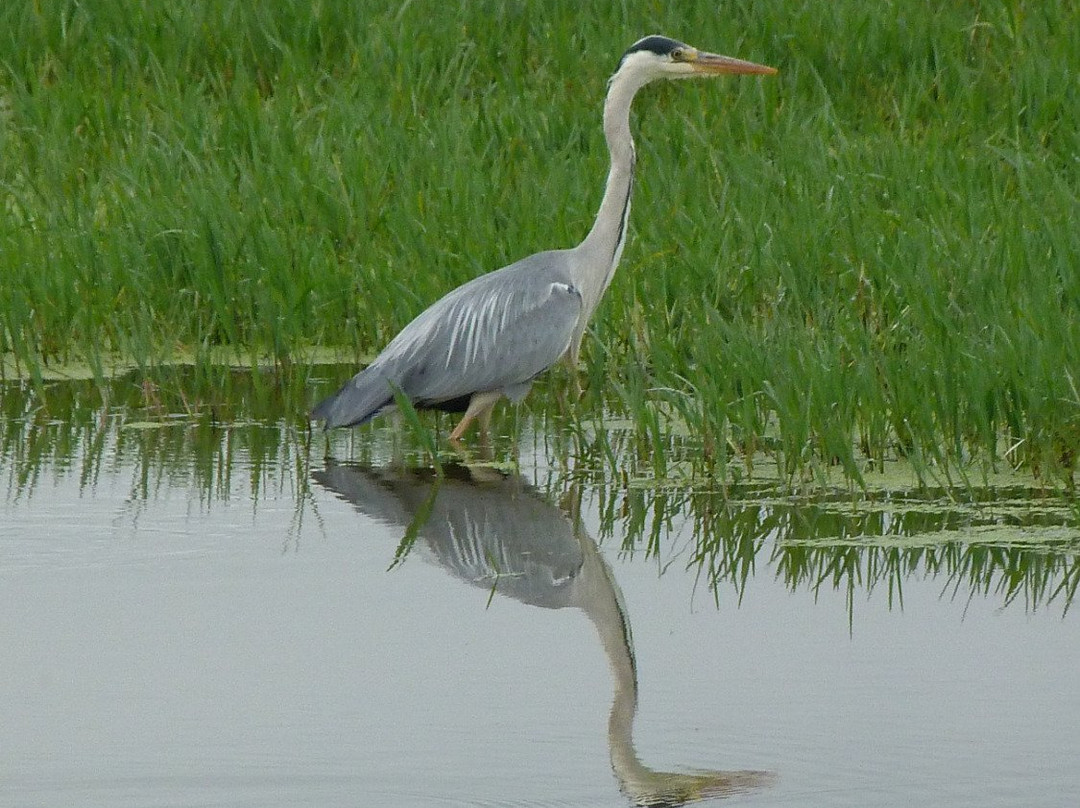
1;373;1078;807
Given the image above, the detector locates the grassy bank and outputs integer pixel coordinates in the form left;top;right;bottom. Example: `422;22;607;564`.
1;1;1077;484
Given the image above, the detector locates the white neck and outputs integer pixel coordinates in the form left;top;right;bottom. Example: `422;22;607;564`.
573;66;653;324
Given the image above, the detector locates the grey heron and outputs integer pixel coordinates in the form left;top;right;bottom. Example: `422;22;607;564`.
313;35;776;440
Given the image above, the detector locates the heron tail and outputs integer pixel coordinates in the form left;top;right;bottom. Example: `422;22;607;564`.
311;367;395;430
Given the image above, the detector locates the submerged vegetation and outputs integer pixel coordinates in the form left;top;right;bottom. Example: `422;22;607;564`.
1;1;1078;486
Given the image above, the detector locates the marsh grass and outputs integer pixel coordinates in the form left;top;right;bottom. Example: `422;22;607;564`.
1;1;1077;486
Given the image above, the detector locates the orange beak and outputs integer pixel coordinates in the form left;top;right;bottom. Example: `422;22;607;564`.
690;50;777;76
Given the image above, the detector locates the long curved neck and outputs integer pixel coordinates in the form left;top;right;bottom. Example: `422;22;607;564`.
574;70;647;317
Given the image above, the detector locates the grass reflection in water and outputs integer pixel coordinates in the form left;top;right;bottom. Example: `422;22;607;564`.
2;368;1076;622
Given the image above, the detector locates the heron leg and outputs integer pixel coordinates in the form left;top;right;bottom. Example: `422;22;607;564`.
563;343;584;399
449;390;502;442
477;406;494;441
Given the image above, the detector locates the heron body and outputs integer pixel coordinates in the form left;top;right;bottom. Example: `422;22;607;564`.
313;35;776;439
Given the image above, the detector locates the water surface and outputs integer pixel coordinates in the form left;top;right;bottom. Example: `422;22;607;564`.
2;372;1078;807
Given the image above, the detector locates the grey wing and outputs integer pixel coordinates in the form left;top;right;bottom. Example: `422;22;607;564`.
311;362;398;428
383;263;582;405
312;251;581;429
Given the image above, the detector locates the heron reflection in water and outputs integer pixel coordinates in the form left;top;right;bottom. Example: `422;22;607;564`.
312;460;773;805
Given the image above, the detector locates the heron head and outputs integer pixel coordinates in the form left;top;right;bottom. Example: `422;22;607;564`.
616;35;776;85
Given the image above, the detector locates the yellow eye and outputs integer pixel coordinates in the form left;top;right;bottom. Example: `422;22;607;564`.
671;47;686;61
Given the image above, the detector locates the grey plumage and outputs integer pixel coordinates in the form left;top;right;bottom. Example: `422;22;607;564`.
312;251;581;428
313;35;775;439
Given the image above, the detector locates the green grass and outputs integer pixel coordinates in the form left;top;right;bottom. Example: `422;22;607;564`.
1;1;1077;485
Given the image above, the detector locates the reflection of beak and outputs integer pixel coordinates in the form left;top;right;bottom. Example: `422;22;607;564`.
690;50;777;76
